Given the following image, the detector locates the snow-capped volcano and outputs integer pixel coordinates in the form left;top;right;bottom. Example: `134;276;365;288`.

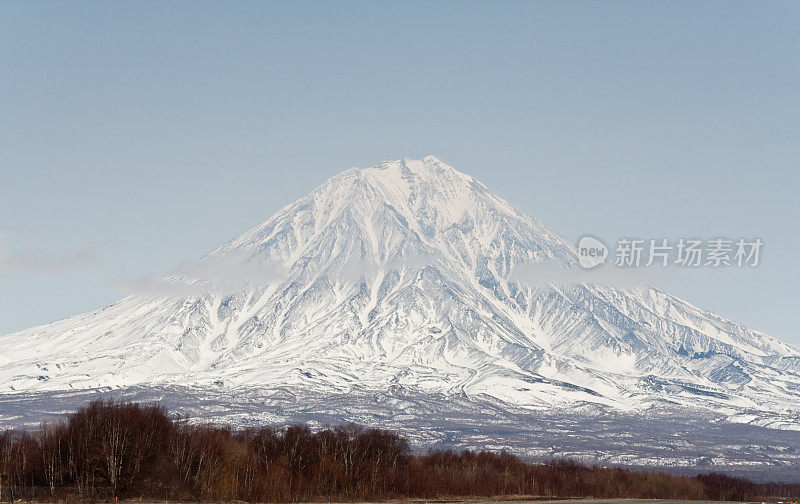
2;156;800;433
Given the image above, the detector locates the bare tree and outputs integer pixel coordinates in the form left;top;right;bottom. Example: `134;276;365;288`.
38;422;65;496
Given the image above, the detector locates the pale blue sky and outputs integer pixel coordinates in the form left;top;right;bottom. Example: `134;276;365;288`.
1;1;799;344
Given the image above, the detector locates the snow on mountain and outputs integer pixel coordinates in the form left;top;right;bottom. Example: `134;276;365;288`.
2;155;800;432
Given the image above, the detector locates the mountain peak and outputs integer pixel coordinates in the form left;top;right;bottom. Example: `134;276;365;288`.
3;156;800;476
358;155;473;190
420;154;444;163
3;156;799;444
223;157;576;272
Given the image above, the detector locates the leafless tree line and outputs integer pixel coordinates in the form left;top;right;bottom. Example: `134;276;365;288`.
0;399;796;502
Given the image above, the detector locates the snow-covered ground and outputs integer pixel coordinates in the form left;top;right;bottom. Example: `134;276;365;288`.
2;385;799;482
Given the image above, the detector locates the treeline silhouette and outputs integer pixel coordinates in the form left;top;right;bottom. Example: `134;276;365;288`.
0;399;797;502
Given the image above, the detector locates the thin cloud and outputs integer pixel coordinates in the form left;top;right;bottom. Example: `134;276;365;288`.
0;235;107;275
510;259;653;289
120;250;443;299
120;251;286;298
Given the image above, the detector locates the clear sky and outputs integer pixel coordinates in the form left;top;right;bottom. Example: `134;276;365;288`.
1;1;798;344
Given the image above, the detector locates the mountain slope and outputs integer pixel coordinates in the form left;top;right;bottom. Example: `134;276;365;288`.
2;156;799;432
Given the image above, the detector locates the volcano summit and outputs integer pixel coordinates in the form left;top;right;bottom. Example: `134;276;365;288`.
2;156;799;477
